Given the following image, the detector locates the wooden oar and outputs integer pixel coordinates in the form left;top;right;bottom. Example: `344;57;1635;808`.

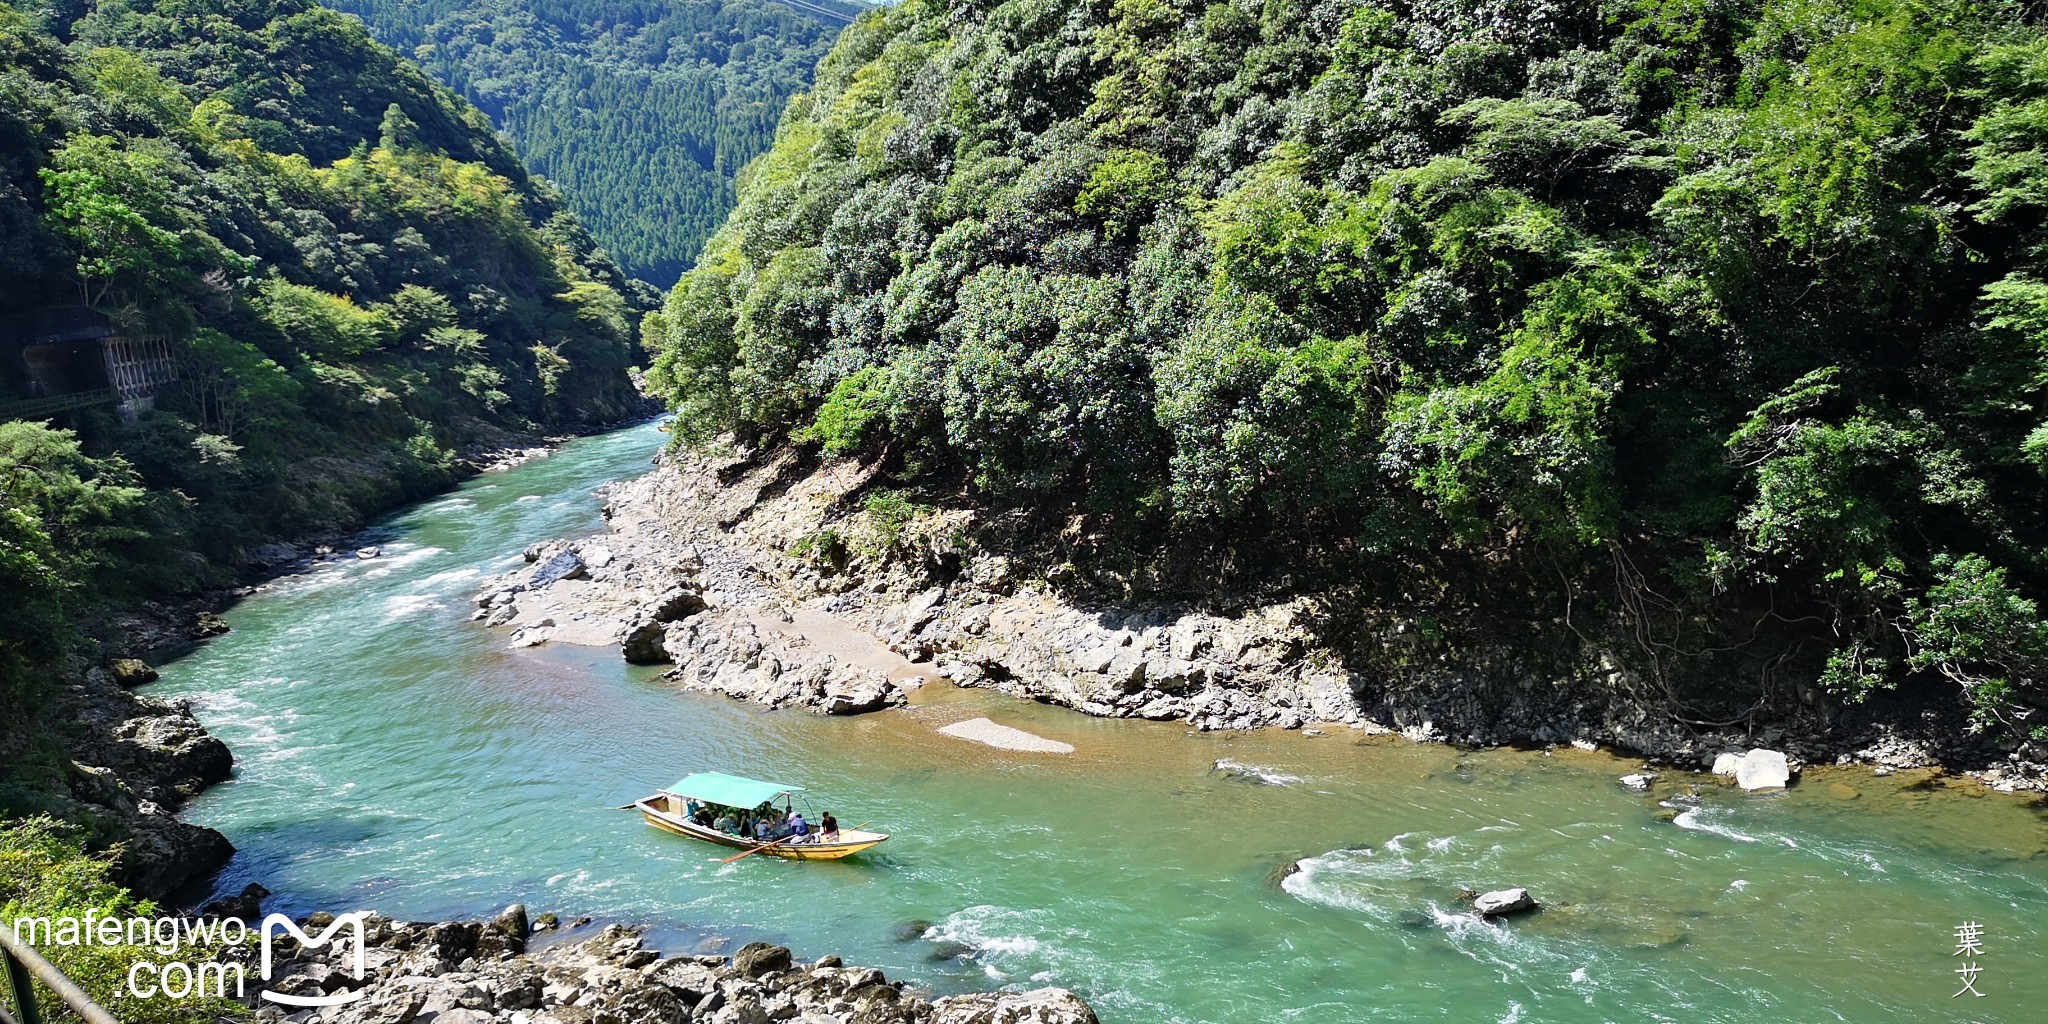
718;822;871;864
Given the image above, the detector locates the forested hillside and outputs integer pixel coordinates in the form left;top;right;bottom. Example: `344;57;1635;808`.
326;0;869;286
647;0;2048;740
1;0;642;726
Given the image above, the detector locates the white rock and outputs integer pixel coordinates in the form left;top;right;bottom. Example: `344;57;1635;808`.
1734;748;1791;791
1473;888;1537;916
1619;773;1657;791
1711;752;1745;776
1570;739;1598;751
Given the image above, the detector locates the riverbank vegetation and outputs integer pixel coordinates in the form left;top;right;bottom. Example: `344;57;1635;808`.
645;0;2048;742
1;0;642;800
0;817;238;1024
326;0;870;286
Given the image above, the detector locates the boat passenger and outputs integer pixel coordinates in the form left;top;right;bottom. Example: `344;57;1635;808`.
753;817;774;842
787;811;809;844
820;812;839;840
714;810;738;834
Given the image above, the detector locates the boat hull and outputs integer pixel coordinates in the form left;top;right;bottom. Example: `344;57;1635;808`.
635;800;887;860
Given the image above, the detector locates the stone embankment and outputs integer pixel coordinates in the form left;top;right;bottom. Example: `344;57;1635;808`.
246;906;1095;1024
479;447;2048;792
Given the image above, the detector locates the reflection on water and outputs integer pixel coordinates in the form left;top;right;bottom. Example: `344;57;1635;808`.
150;421;2048;1023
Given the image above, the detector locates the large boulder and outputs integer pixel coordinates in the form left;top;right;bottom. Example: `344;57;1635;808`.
621;616;670;664
529;550;586;587
929;988;1099;1024
1734;748;1792;791
1473;888;1537;917
109;658;159;688
820;670;896;715
732;942;792;979
647;587;707;624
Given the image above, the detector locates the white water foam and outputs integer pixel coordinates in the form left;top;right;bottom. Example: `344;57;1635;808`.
1669;805;1758;843
383;594;446;621
1212;758;1302;786
924;905;1056;982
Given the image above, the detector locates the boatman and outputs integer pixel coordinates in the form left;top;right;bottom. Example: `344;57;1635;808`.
820;812;839;841
788;811;810;844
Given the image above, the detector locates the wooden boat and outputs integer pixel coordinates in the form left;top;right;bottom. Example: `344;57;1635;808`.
634;771;888;861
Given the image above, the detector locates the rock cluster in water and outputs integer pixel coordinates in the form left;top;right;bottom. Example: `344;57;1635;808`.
247;909;1096;1024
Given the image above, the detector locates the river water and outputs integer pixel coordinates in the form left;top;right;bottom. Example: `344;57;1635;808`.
148;421;2048;1023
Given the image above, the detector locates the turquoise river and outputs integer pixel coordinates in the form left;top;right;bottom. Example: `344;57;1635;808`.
148;422;2048;1023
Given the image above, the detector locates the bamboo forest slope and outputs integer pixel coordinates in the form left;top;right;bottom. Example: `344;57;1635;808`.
324;0;872;287
0;0;643;755
644;0;2048;751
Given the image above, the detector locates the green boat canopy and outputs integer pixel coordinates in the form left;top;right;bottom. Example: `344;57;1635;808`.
664;772;803;808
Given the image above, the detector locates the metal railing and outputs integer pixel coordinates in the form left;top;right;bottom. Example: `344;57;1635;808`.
0;389;117;422
0;922;121;1024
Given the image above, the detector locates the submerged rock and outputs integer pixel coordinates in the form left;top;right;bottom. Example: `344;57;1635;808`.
1619;772;1658;791
1473;888;1538;917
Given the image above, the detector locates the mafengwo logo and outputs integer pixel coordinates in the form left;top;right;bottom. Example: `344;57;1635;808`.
8;910;369;1004
258;912;368;1006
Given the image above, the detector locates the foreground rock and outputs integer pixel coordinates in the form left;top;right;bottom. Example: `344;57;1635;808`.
1714;748;1794;791
31;655;238;901
1472;888;1537;917
247;912;1096;1024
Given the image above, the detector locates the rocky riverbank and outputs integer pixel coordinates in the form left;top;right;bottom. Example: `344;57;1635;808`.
242;905;1095;1024
475;447;2048;793
8;418;664;905
12;654;238;901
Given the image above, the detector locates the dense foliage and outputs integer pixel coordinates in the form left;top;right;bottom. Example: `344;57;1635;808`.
648;0;2048;737
326;0;869;286
0;817;237;1024
0;0;642;708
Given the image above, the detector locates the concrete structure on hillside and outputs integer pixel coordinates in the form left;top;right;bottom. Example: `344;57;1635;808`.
3;307;177;422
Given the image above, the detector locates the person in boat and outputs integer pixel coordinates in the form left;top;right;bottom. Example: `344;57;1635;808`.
713;809;738;834
787;811;810;844
820;812;839;841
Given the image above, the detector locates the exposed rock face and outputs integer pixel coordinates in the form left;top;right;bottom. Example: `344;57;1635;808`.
928;989;1099;1024
1618;773;1657;791
1472;888;1537;917
471;444;2048;790
40;660;238;902
247;917;1095;1024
